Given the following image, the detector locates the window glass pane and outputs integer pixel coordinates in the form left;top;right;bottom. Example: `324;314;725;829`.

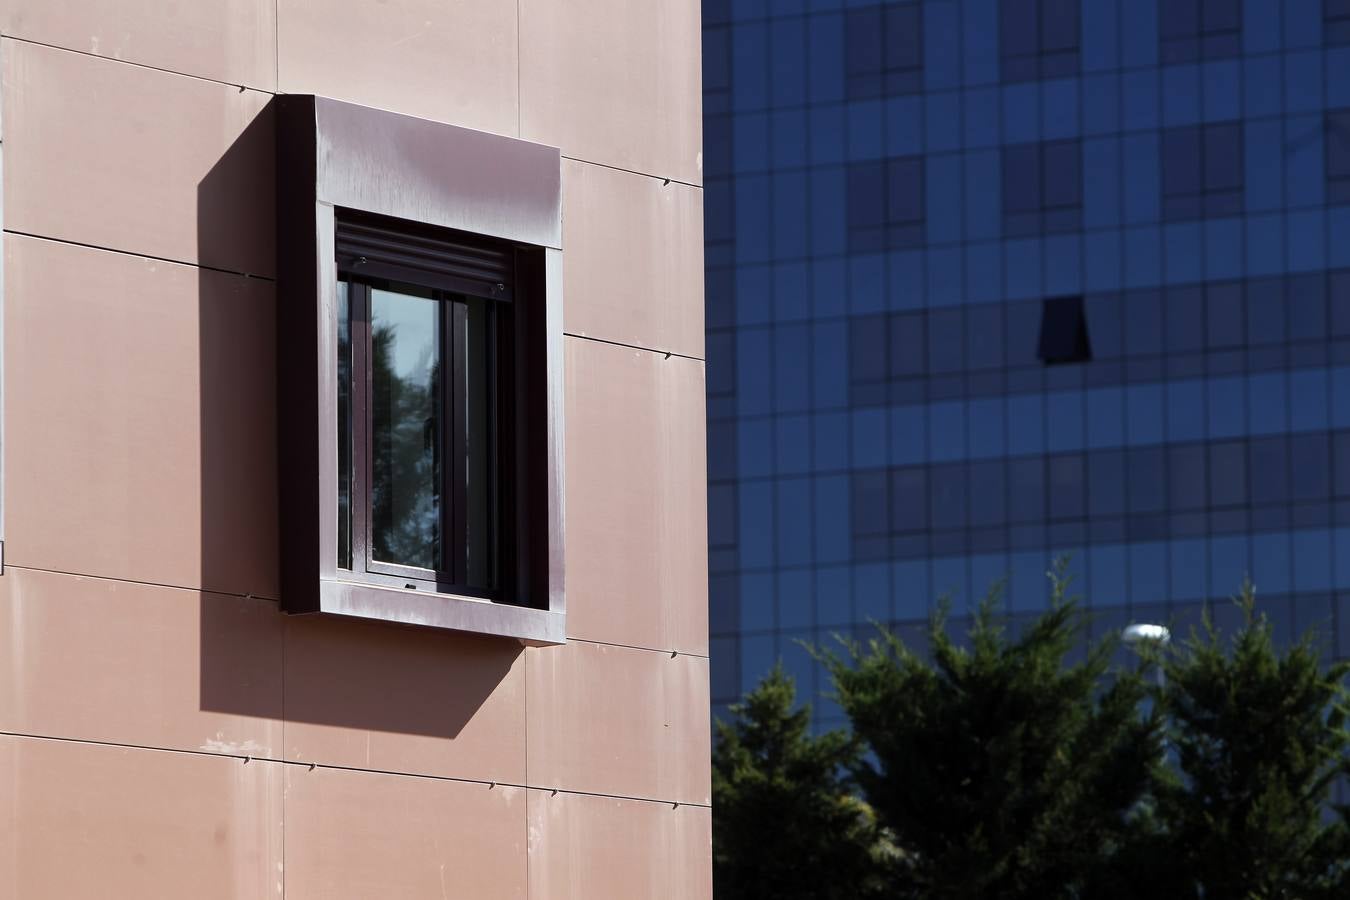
845;7;883;98
1245;277;1286;344
1124;289;1164;355
1204;123;1243;191
1009;458;1047;522
890;467;929;532
1088;450;1125;516
1332;270;1350;337
1161;127;1202;198
852;469;890;537
1205;282;1244;348
889;312;926;377
1168;444;1207;510
1048;454;1086;520
1290;433;1331;500
850;314;888;385
1007;299;1045;366
928;309;965;373
1327;111;1350;180
370;285;441;571
1160;0;1200;38
968;460;1006;526
1248;436;1288;505
1335;433;1350;496
1202;0;1240;31
337;279;352;570
888;157;925;225
1166;286;1205;353
1001;0;1039;58
1002;144;1042;213
706;331;736;396
1128;447;1167;513
1208;441;1247;507
848;161;887;228
703;27;730;93
930;463;968;530
708;483;737;550
965;304;1006;368
886;4;923;73
1040;0;1080;52
1043;141;1082;208
1288;273;1327;342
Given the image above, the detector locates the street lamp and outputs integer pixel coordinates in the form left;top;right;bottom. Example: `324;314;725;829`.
1121;623;1171;646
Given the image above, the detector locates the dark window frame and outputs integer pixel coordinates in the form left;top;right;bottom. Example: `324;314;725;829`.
277;95;565;645
336;217;514;599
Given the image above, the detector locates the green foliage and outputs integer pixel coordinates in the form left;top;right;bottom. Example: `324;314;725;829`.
1151;580;1350;899
714;571;1350;897
819;562;1163;899
712;665;888;900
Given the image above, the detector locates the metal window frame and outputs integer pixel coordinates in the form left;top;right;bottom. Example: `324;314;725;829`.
277;95;564;645
342;276;502;596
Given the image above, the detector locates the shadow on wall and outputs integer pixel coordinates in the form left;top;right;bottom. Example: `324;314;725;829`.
195;97;521;742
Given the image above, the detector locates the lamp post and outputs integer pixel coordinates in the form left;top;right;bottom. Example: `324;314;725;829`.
1122;622;1171;687
1123;622;1171;767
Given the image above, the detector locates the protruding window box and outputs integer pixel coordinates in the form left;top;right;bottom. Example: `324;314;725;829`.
277;96;564;645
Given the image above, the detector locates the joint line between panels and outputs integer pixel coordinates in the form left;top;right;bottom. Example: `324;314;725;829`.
569;636;710;659
3;230;276;283
560;155;702;190
1;34;274;94
3;563;280;604
0;731;712;810
563;331;704;362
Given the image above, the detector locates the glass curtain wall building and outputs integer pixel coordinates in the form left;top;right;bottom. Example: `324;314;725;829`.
704;0;1350;729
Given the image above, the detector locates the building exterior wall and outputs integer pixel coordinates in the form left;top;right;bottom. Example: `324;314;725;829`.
0;2;709;897
705;0;1350;731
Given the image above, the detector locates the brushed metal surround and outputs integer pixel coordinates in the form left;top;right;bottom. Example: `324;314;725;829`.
277;95;565;644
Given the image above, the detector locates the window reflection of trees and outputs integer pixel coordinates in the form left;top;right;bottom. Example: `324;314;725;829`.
370;319;442;572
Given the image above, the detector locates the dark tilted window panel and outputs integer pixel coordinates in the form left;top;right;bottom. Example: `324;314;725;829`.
1038;296;1092;365
277;95;565;644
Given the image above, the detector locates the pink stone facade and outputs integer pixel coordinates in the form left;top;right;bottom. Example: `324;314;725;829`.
0;2;708;896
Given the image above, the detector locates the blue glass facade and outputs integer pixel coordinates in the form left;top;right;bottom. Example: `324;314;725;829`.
704;0;1350;729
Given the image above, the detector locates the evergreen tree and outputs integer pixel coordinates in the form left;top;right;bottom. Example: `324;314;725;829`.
821;564;1162;899
712;665;888;900
1153;581;1350;899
